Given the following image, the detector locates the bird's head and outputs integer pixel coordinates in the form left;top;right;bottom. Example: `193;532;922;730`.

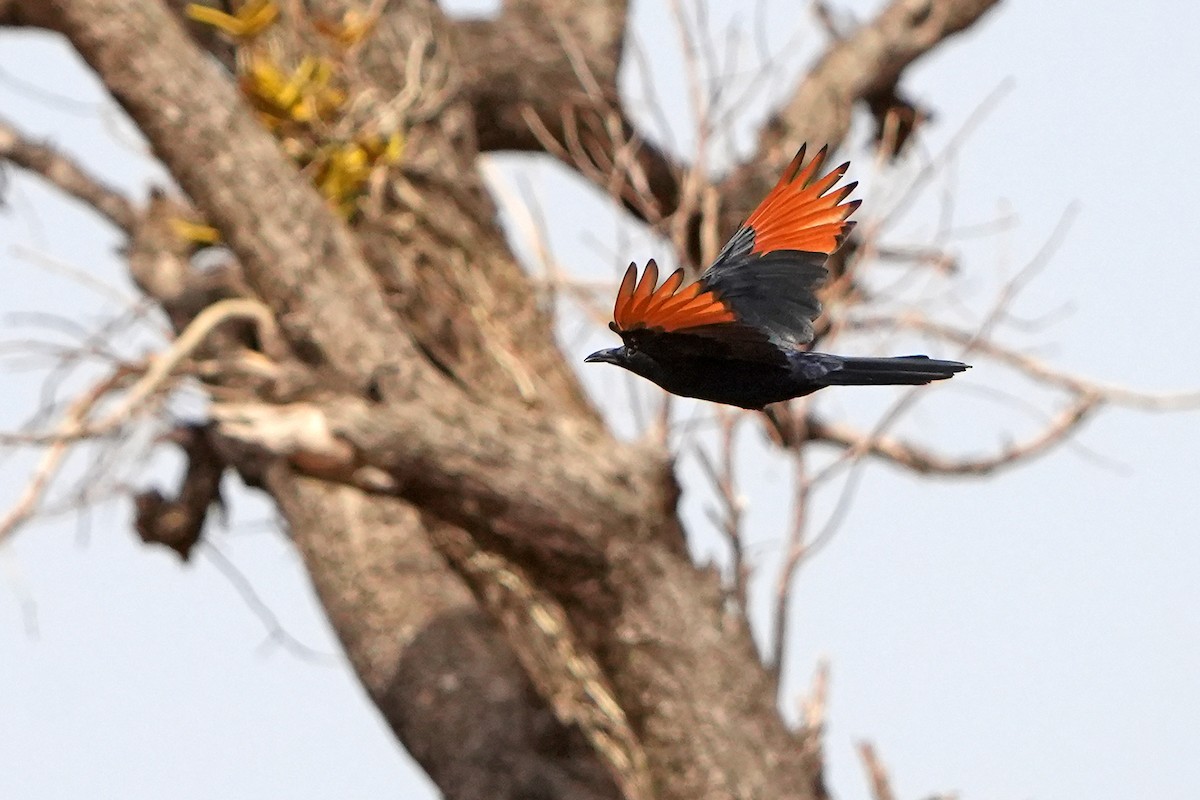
583;346;627;366
584;326;664;383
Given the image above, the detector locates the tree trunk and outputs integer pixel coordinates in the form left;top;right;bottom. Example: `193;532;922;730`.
4;0;1003;797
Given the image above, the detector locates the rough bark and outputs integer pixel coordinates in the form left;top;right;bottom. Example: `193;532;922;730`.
5;0;1004;798
454;0;683;225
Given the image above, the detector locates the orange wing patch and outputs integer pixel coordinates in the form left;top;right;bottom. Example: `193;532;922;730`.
612;260;737;333
743;144;861;256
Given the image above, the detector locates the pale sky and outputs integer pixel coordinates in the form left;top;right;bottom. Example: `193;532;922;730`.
3;3;1199;800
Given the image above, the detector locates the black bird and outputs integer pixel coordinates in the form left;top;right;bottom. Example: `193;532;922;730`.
585;145;969;409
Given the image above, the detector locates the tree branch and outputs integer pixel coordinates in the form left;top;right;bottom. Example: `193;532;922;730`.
453;0;1001;268
805;398;1098;477
857;741;898;800
0;115;137;233
453;0;684;225
134;423;225;561
719;0;1002;229
772;0;1001;152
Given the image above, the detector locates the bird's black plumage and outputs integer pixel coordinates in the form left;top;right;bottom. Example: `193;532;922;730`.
585;145;969;408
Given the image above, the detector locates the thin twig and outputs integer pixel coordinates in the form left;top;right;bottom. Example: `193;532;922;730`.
0;369;129;543
805;395;1099;476
858;741;898;800
878;78;1014;229
1;298;278;448
201;541;338;663
695;412;749;613
0;299;279;543
770;448;811;678
9;243;142;308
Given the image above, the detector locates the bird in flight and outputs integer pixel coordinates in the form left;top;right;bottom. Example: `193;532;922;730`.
585;145;969;409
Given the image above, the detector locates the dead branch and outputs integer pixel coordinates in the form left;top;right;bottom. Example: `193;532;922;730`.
10;243;143;309
0;297;280;449
206;394;664;562
454;0;684;223
456;0;1001;260
0;298;280;545
797;657;831;798
759;0;1002;156
0;368;129;543
106;298;280;425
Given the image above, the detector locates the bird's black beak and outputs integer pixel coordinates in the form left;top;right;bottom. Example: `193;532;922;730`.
585;347;623;365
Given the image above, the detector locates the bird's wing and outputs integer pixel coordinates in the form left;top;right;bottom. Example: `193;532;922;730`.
610;259;786;364
607;146;857;362
700;144;860;346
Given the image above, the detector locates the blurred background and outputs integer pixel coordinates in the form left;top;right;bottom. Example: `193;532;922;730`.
2;2;1198;799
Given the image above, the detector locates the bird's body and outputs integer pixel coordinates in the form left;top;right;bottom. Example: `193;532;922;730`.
592;342;963;410
586;145;969;407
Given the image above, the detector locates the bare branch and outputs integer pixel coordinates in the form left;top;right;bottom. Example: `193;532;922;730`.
805;396;1098;476
207;393;665;562
454;0;687;231
762;0;1002;155
0;368;128;543
695;412;749;614
770;448;812;679
858;741;898;800
200;540;339;663
10;243;143;308
800;658;830;734
105;299;279;428
796;657;830;798
0;296;280;548
0;114;137;233
0;297;280;450
718;0;1002;235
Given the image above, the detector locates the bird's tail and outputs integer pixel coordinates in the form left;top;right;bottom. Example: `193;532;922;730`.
823;355;969;386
